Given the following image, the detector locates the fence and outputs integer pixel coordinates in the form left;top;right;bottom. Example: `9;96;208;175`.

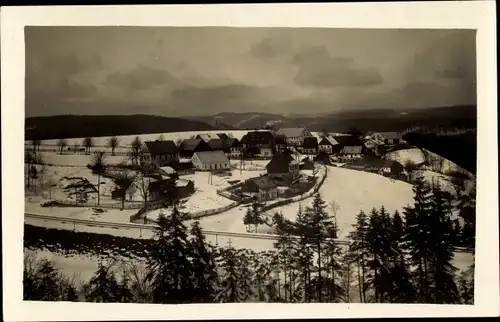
260;165;328;213
53;199;144;210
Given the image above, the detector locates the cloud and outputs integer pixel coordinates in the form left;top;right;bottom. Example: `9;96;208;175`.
104;66;178;92
292;45;383;88
249;37;291;59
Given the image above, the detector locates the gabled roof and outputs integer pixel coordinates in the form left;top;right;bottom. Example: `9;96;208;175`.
159;166;176;176
249;175;277;190
377;132;402;140
217;133;229;140
196;133;218;142
334;135;364;147
144;140;178;155
319;137;333;146
277;127;307;137
193;150;229;165
302;137;319;149
208;138;226;150
180;139;203;151
266;153;296;173
226;138;241;147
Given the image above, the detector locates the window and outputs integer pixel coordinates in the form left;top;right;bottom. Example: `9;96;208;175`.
214;164;217;169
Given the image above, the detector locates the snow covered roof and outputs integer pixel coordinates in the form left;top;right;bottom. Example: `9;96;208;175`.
193;150;229;165
159;166;176;175
176;179;191;187
248;175;277;190
277;127;307;138
196;133;219;142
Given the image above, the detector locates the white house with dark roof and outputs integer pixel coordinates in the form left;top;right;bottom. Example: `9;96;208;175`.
191;150;230;171
277;127;312;146
143;140;179;167
371;132;403;145
242;175;278;202
318;137;339;155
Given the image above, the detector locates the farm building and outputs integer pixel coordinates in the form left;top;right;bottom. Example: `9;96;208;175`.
301;137;319;155
372;132;403;145
195;133;219;142
335;135;365;159
179;139;211;158
242;175;278;202
276;127;312;146
148;178;195;202
143;140;179;168
266;153;300;181
192;150;230;171
226;138;242;159
318;137;339;154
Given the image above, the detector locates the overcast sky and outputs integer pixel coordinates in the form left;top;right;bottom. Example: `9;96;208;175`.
25;27;476;118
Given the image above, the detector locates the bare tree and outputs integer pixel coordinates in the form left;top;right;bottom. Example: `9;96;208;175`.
403;159;419;182
157;134;165;141
113;170;137;210
31;139;41;152
108;136;119;156
90;151;107;206
72;143;80;153
83;137;94;155
128;144;154;208
57;139;68;154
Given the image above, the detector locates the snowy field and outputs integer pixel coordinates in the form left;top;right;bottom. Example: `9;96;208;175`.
37;152;129;167
26;130;251;151
190;165;415;239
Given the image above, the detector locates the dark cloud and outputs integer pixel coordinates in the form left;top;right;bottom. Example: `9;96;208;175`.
104;66;178;92
292;45;383;88
249;37;290;59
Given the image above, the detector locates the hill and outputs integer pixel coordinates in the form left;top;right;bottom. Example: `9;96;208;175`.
25;114;221;141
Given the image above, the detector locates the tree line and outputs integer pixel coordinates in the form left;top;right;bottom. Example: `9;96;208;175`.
24;175;475;304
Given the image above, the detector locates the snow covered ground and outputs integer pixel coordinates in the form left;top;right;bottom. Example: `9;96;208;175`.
27;130;251;152
385;148;426;165
37;152;129;167
191;165;416;239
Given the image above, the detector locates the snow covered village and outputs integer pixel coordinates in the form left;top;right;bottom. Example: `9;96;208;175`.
22;26;477;305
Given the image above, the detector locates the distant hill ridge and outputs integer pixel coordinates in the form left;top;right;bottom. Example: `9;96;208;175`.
25;114;227;141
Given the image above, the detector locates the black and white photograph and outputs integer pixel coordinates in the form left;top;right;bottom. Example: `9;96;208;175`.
2;2;498;320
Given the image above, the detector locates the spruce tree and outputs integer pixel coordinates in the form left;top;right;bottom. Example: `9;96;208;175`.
348;210;370;303
303;193;335;302
189;221;218;303
146;205;195;303
217;243;244;302
323;224;345;302
85;263;120;303
293;205;314;302
428;182;459;304
402;176;433;302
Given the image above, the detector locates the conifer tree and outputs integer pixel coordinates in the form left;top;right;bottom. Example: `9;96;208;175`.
116;264;133;303
272;211;297;302
402;176;433;302
323;224;345;302
348;210;370;303
303;193;335;302
293;204;314;302
217;243;244;303
85;263;120;303
146;205;195;303
427;182;459;304
189;221;218;303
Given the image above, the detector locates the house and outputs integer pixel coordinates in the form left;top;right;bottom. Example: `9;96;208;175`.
318;137;339;155
266;154;300;180
143;140;179;168
274;137;287;154
241;131;275;158
334;135;365;159
179;139;211;158
148;178;195;202
372;132;403;145
276;127;312;146
158;166;178;180
226;138;242;159
207;138;226;152
242;175;278;202
217;133;229;140
301;137;319;155
195;133;219;142
192;150;231;171
359;156;405;177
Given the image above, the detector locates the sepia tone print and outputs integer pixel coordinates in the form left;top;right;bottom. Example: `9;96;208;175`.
24;27;476;304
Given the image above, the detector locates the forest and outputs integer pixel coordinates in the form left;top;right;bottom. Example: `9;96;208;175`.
24;177;475;304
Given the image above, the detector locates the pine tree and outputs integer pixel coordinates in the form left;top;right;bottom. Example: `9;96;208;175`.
348;210;370;303
293;204;314;302
272;211;297;302
217;243;244;302
402;176;433;302
146;205;195;303
85;263;120;302
189;221;218;303
237;249;256;301
323;224;345;302
116;265;133;303
427;182;459;304
303;193;335;302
